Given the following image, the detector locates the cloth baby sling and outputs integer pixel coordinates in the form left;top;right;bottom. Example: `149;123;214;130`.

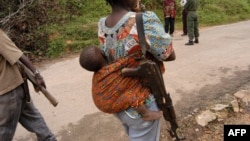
92;15;152;114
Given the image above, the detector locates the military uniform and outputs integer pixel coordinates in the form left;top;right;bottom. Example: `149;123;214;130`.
180;0;187;36
184;0;199;45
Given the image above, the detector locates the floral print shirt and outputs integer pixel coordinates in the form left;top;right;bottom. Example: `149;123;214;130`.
97;11;174;118
98;11;173;63
163;0;177;18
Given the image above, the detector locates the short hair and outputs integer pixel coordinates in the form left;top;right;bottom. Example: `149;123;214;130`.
105;0;121;6
79;46;103;72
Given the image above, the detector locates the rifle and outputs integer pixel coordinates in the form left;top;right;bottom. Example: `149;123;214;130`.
122;60;185;141
18;61;59;107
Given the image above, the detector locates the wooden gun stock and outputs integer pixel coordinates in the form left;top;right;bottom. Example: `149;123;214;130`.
18;61;58;107
122;60;185;141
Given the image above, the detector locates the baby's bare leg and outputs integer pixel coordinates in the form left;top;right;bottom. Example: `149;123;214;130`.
135;105;162;121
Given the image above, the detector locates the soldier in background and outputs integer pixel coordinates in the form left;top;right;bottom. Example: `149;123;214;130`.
180;0;188;36
184;0;199;45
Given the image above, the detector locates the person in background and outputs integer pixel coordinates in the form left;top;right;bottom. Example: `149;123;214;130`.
180;0;188;36
163;0;177;37
184;0;199;45
0;29;57;141
94;0;176;140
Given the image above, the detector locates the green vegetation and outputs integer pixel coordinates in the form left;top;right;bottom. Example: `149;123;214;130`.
42;0;109;57
4;0;249;58
43;0;250;58
197;0;250;25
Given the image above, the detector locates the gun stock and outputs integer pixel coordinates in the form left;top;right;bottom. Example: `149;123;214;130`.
18;61;58;107
122;60;185;141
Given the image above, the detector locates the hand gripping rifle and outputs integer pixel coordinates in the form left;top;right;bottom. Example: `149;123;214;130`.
121;13;185;141
18;61;59;107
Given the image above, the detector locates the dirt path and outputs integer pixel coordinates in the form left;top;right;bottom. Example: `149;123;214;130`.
14;20;250;141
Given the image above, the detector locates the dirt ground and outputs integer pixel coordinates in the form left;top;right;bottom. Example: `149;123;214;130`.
14;20;250;141
55;78;250;141
55;73;250;141
160;84;250;141
44;79;250;141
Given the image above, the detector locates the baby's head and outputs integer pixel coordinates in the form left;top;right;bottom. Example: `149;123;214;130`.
79;46;107;72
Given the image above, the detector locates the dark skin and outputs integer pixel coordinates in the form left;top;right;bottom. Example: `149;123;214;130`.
19;54;46;92
79;46;107;72
165;49;176;61
105;0;137;28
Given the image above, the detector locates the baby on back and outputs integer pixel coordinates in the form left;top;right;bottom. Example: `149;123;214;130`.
79;46;162;121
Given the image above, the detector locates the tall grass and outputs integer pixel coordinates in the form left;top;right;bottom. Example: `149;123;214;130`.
44;0;250;57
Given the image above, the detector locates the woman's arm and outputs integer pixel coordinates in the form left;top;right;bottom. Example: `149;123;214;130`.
143;11;176;62
165;50;176;61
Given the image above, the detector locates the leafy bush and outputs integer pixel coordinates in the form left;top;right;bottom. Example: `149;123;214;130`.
0;0;49;60
47;37;66;58
1;0;250;59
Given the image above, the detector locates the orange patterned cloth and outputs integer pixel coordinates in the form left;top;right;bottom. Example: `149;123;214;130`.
92;53;150;113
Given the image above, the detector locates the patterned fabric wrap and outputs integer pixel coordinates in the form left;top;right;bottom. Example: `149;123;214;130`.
93;11;173;114
92;52;150;113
